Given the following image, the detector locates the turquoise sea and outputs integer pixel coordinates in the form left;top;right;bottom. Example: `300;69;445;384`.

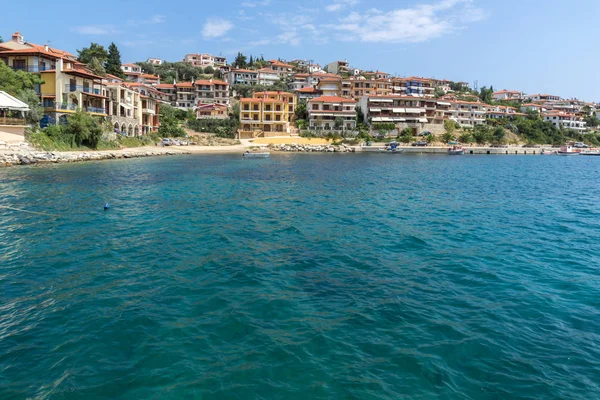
1;153;600;399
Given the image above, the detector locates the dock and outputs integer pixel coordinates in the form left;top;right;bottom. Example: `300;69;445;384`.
358;146;546;155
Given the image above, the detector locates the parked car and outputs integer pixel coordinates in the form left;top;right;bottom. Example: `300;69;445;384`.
180;140;188;146
574;142;588;148
417;131;431;137
412;141;428;147
161;138;172;146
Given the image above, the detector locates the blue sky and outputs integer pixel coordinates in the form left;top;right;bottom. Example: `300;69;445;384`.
3;0;600;101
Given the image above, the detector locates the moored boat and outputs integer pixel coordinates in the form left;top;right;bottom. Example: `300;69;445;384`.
379;141;404;154
448;145;464;155
556;145;580;156
243;151;270;158
580;150;600;156
540;149;554;155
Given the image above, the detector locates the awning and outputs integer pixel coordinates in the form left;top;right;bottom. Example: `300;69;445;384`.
418;118;428;123
0;91;30;112
370;108;382;112
437;101;451;106
376;99;393;102
392;108;405;113
405;108;423;113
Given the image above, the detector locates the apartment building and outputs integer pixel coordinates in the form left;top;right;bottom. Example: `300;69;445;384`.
184;53;227;68
307;96;357;130
196;103;228;119
121;63;142;81
326;60;350;75
492;89;524;101
227;69;259;85
155;83;177;105
520;103;545;114
290;73;312;91
527;93;561;102
364;71;390;80
392;77;435;97
269;60;294;77
317;77;342;97
543;111;586;131
104;82;142;136
258;68;280;86
0;31;107;123
360;96;429;128
147;58;163;65
175;81;195;108
195;79;230;106
111;81;164;134
238;91;296;138
450;101;487;127
308;63;324;74
296;87;323;102
486;105;526;120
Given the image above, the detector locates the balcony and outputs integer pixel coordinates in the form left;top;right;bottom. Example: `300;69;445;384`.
1;116;27;126
64;84;102;95
11;65;55;73
86;106;106;114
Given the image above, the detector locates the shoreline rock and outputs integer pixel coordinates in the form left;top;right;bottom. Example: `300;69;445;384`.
269;143;355;153
0;149;191;168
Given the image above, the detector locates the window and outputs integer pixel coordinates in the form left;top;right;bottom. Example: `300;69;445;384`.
312;104;319;110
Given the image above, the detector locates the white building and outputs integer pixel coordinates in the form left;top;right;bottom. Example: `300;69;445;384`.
226;69;259;85
492;89;524;101
543;111;586;131
146;58;163;65
258;68;280;86
307;96;357;130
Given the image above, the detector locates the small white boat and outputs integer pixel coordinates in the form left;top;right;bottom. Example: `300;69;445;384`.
556;145;580;156
540;150;554;155
580;151;600;156
448;145;464;155
243;151;270;158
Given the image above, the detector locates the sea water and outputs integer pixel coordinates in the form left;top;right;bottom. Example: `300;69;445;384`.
1;154;599;399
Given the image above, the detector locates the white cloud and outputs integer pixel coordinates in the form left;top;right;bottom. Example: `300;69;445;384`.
72;25;118;35
241;0;270;7
326;0;359;12
149;15;166;24
330;0;485;43
202;18;234;39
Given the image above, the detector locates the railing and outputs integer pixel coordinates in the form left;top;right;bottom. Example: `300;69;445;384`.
86;106;106;114
11;65;55;73
0;116;27;125
64;84;102;95
56;103;77;111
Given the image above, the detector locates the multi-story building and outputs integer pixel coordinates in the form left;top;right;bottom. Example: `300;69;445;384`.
290;73;312;91
392;77;435;97
103;81;143;136
296;87;323;102
486;105;526;120
155;83;177;105
195;79;230;106
520;103;545;114
110;81;164;134
450;100;487;127
308;63;324;74
196;103;228;119
175;81;195;108
317;77;342;97
184;53;227;68
527;93;561;102
360;96;430;132
307;96;357;130
543;111;586;131
364;71;390;80
121;63;142;81
0;31;107;123
147;58;163;65
326;60;350;75
269;60;294;77
492;89;524;101
227;69;259;85
140;73;159;85
258;68;280;86
238;91;296;138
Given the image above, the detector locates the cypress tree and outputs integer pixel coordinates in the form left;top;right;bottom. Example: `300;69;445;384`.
106;42;124;78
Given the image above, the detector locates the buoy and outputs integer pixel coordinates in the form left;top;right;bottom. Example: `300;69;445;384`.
104;203;110;210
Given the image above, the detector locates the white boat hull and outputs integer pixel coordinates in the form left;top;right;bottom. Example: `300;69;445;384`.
243;152;270;158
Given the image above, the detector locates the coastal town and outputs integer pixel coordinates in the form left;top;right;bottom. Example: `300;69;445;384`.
1;29;599;157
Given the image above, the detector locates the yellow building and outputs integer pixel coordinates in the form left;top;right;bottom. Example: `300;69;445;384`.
0;31;107;123
238;91;296;139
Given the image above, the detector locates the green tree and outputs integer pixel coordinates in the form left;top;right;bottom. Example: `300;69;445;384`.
0;61;44;125
399;127;413;143
459;132;474;144
204;66;214;75
294;100;308;120
492;126;506;145
106;42;124;78
426;133;436;143
443;119;455;136
234;52;247;68
87;57;106;76
472;125;491;145
249;55;254;65
478;86;494;104
18;90;43;125
64;110;103;148
334;116;344;130
434;87;445;98
158;104;186;137
355;106;365;124
77;43;108;65
441;132;454;143
0;36;3;43
296;119;308;129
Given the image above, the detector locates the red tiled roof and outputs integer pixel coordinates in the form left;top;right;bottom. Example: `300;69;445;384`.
122;63;138;67
155;84;175;89
297;87;320;93
269;60;294;68
175;82;194;88
194;79;228;86
309;96;357;103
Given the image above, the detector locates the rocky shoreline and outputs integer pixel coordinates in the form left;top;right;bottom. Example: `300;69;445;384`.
0;149;191;167
269;143;356;153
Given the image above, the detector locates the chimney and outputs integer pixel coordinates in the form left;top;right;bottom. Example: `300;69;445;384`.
44;43;49;52
12;31;24;44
